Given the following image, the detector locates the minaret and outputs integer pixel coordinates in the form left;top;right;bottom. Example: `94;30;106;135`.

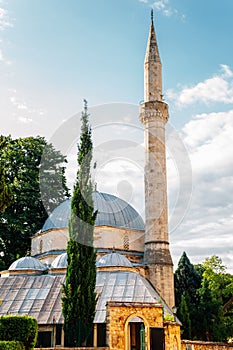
140;11;175;309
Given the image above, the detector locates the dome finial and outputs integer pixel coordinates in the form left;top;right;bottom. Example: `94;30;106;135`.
151;9;154;24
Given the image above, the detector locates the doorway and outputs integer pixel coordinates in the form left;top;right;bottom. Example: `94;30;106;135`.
129;318;145;350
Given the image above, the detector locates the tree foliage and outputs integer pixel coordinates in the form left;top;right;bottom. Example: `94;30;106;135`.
199;256;233;341
0;136;69;270
62;101;97;347
0;315;38;350
0;137;12;213
174;251;202;339
175;252;233;342
179;294;191;339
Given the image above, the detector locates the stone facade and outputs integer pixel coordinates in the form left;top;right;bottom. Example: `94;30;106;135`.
31;226;145;266
105;302;180;350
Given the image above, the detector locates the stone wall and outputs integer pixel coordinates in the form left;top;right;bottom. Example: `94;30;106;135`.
181;340;233;350
164;321;182;350
35;348;108;350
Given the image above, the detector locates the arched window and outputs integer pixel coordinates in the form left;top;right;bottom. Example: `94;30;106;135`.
39;239;43;254
123;234;129;251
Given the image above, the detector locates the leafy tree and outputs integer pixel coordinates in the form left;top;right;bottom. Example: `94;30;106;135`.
175;253;233;341
62;100;97;347
0;137;12;213
199;256;233;341
197;278;222;341
0;136;69;270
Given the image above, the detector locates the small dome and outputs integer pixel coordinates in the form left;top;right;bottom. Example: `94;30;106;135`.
9;257;47;271
42;191;145;232
51;253;67;269
96;253;133;268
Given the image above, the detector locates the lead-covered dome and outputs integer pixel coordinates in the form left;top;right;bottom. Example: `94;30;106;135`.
42;191;144;232
51;253;67;269
9;257;47;271
96;253;133;268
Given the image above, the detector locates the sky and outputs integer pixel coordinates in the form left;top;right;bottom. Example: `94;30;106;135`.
0;0;233;273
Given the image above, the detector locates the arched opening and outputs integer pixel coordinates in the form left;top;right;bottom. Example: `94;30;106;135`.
126;316;147;350
39;239;43;254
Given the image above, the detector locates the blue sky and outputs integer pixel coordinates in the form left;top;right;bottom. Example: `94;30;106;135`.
0;0;233;272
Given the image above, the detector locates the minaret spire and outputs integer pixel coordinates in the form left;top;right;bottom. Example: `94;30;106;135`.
140;13;174;309
151;9;154;23
144;10;162;102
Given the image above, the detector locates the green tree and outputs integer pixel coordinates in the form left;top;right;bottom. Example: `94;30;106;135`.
62;100;97;347
199;256;233;341
175;252;202;339
0;136;69;270
0;136;12;213
179;294;191;339
196;278;223;341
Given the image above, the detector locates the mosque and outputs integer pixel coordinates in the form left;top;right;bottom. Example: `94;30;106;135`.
0;12;182;350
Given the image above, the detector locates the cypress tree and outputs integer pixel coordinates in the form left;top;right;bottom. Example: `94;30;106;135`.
62;100;97;347
175;252;202;339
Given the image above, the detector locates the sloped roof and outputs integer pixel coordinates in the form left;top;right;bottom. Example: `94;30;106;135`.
42;192;145;232
0;275;64;324
0;270;175;324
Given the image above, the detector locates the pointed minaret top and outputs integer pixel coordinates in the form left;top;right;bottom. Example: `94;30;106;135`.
145;10;161;64
143;11;163;102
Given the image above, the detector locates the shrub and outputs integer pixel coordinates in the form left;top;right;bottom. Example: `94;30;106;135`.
0;315;38;350
0;340;24;350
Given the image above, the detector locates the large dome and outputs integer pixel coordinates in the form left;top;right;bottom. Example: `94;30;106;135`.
42;191;144;232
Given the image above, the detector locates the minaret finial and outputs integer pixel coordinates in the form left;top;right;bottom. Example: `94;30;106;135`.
151;9;154;24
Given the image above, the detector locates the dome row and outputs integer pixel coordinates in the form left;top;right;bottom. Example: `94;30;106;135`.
8;252;133;271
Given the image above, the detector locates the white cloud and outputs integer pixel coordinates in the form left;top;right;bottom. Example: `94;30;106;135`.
136;0;184;19
153;0;168;11
167;65;233;106
221;64;233;78
17;104;28;110
152;0;178;17
9;90;47;128
17;116;33;124
0;3;12;65
0;6;12;31
171;109;233;272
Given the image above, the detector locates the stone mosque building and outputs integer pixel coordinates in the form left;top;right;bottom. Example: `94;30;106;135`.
0;13;182;350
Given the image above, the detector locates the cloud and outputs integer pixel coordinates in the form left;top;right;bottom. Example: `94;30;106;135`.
9;90;46;126
171;109;233;272
0;2;13;65
167;65;233;106
152;0;178;17
136;0;184;19
17;116;33;124
0;5;12;31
